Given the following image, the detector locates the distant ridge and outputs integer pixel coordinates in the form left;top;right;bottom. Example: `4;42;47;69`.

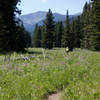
19;11;81;34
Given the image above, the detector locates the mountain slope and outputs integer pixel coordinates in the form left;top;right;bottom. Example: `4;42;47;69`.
19;11;81;33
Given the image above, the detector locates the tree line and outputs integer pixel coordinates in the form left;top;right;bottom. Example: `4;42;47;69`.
32;0;100;51
0;0;100;53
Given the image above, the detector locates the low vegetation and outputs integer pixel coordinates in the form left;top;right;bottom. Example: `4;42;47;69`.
0;48;100;100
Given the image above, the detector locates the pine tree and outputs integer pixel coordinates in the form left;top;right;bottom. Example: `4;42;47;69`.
0;14;11;53
24;31;31;48
62;10;69;47
81;2;93;49
62;10;73;51
0;0;21;52
74;16;83;48
56;21;63;47
16;23;31;51
42;9;55;49
70;18;76;49
32;24;42;47
90;0;100;51
41;25;45;48
15;24;26;51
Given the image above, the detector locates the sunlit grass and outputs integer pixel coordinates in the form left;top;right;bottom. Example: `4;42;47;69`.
0;48;100;100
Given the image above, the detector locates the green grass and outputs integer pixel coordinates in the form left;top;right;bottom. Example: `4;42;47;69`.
0;48;100;100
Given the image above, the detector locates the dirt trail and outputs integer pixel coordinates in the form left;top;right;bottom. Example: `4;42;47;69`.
47;92;61;100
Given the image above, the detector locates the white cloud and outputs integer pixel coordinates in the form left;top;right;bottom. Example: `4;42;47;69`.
42;0;47;3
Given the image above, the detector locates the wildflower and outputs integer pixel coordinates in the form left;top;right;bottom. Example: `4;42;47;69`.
65;47;69;53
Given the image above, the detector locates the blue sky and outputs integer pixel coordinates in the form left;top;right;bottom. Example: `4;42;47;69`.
19;0;89;15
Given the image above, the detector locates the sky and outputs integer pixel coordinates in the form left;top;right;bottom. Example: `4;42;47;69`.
19;0;90;15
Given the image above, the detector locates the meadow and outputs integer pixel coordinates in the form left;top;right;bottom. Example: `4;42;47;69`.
0;48;100;100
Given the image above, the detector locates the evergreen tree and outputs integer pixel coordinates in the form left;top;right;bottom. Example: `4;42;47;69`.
24;31;31;48
74;16;83;48
42;9;55;49
81;2;93;49
16;24;26;51
90;0;100;51
70;18;76;49
56;21;63;47
62;10;73;51
15;23;31;51
62;10;69;48
0;0;21;52
0;14;11;53
32;24;42;47
41;25;45;48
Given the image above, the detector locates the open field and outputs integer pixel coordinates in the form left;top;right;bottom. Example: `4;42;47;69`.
0;48;100;100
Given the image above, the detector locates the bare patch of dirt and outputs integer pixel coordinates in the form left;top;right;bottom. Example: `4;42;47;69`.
47;92;61;100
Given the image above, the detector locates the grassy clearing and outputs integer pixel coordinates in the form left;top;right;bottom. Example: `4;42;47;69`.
0;48;100;100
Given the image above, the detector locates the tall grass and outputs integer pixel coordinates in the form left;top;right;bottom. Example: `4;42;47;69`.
0;48;100;100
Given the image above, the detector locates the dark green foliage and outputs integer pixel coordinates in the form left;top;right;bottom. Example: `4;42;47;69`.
81;1;100;51
74;16;83;48
0;14;11;53
0;0;22;52
16;24;31;51
62;10;74;51
70;18;76;49
62;10;69;47
81;2;92;49
90;0;100;51
16;25;26;51
42;9;55;49
55;21;64;47
0;0;31;53
24;31;31;48
32;24;42;47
